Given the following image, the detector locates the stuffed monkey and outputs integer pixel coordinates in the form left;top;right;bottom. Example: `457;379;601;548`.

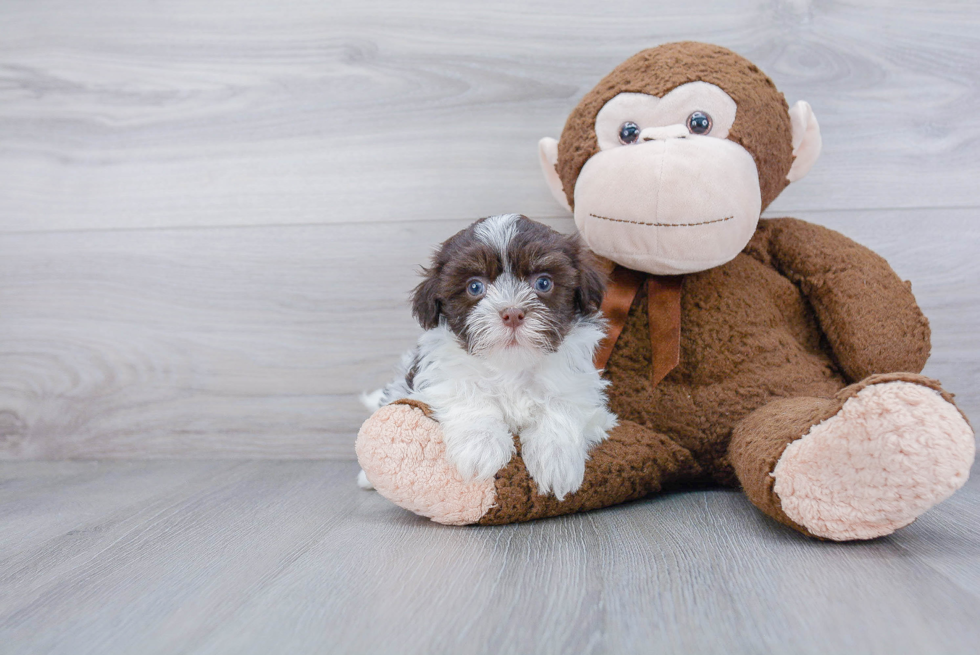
356;42;975;540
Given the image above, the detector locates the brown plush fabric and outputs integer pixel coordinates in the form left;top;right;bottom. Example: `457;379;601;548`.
728;396;842;538
728;371;967;538
390;398;435;417
556;42;794;211
362;43;972;538
476;218;938;531
479;420;700;525
601;219;886;484
750;219;932;380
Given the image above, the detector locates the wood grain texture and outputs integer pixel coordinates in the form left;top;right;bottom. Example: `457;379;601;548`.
0;459;978;654
2;3;978;653
1;210;977;459
1;0;979;233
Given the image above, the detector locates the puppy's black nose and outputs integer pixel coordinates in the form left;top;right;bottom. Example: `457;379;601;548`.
500;307;525;329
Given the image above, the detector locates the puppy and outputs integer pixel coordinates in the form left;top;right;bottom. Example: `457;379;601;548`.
360;214;617;500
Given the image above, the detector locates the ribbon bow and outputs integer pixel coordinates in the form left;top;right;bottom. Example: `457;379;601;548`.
593;266;683;386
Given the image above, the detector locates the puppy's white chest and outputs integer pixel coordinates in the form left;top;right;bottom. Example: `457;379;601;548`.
488;376;542;433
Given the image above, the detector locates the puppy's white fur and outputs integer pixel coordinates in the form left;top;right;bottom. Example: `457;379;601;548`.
361;214;617;500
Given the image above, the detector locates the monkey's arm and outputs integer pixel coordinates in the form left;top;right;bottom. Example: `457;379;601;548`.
754;217;931;382
356;400;701;525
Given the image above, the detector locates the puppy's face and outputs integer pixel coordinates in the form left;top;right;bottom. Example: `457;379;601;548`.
412;214;606;358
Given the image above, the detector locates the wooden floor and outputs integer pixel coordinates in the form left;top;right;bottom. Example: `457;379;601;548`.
2;0;980;653
0;460;978;654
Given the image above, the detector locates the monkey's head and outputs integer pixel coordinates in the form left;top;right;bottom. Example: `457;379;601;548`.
539;42;821;275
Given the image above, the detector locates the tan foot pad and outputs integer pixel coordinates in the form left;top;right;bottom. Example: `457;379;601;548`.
772;381;975;541
355;403;497;525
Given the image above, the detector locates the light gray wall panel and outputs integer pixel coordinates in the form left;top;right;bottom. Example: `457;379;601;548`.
1;0;978;232
0;211;975;459
0;0;976;458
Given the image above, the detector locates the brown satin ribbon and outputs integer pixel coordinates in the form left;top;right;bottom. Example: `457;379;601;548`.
646;274;684;386
593;266;646;370
594;266;684;388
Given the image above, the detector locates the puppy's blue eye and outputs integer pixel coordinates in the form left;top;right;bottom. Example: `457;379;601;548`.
533;276;553;293
466;279;485;297
619;121;640;145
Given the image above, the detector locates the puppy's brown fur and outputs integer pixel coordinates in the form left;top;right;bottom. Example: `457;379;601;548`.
412;215;605;353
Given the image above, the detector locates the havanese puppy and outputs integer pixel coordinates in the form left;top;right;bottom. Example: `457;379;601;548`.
360;214;617;500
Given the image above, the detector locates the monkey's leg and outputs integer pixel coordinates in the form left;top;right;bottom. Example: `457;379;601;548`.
356;400;700;526
729;373;975;541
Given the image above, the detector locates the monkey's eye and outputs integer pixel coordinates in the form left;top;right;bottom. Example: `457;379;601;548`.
618;122;641;145
533;275;553;293
466;278;486;297
686;111;712;135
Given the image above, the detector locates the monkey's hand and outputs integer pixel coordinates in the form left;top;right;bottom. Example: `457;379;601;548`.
756;217;931;381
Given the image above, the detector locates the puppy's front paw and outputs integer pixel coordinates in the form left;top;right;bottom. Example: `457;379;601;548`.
521;432;588;501
443;421;515;482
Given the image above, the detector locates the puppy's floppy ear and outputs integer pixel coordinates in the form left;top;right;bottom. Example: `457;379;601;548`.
411;266;442;330
573;247;606;315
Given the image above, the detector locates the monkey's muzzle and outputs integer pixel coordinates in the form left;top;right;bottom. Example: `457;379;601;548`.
573;136;762;275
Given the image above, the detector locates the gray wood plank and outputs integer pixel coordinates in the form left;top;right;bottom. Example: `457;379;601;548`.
1;209;976;459
0;461;356;654
1;2;977;653
0;461;246;604
0;461;241;549
890;469;980;601
1;0;979;233
0;460;978;655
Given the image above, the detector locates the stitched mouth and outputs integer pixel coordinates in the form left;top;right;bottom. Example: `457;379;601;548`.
589;213;733;227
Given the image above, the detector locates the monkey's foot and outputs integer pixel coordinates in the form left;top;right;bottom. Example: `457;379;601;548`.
355;402;497;525
772;380;975;541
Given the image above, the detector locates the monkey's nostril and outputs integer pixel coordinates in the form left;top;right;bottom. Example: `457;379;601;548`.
500;308;526;328
639;124;690;142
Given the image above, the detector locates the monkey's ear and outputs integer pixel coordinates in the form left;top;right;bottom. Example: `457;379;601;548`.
786;101;822;183
411;269;442;330
538;137;572;213
574;251;607;315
